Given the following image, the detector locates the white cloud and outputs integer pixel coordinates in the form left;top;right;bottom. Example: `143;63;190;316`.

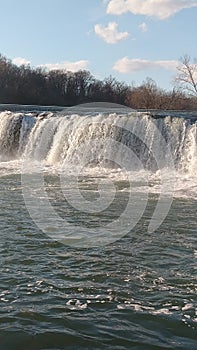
12;57;31;66
113;57;178;73
94;22;129;44
139;22;148;32
106;0;197;19
12;57;89;72
40;60;89;72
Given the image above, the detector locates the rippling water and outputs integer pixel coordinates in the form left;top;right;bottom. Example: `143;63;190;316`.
0;172;197;350
0;107;197;349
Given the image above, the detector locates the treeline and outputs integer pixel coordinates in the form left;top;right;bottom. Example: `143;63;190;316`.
0;53;197;109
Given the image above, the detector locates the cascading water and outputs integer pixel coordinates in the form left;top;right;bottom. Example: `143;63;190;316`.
0;109;196;175
0;108;197;348
0;111;36;161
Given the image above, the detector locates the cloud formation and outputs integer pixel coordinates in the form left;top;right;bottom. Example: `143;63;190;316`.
106;0;197;19
12;57;89;72
113;57;178;73
39;60;89;72
12;57;31;66
94;22;129;44
139;22;148;32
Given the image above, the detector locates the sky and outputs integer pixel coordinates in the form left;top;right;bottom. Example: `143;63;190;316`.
0;0;197;90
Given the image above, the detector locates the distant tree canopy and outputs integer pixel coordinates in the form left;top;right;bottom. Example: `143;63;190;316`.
0;53;197;110
0;54;130;106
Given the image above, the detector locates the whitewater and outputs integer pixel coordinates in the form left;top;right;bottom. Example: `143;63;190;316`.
0;105;196;350
0;106;196;198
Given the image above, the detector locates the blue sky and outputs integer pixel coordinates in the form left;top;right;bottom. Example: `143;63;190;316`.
0;0;197;90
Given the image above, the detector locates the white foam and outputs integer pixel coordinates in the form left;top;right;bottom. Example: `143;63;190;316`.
0;110;196;199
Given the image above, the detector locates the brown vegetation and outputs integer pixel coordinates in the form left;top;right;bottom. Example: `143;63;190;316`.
0;53;197;109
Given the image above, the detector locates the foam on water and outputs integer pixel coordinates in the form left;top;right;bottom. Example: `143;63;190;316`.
0;109;196;199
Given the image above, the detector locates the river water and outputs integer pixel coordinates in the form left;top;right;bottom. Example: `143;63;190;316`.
0;106;196;349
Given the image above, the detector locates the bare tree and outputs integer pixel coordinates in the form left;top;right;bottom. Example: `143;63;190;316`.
174;55;197;96
126;77;166;110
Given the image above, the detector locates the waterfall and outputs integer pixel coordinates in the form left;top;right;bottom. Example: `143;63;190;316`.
0;110;196;174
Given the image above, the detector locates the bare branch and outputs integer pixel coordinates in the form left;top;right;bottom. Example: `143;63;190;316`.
174;55;197;96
